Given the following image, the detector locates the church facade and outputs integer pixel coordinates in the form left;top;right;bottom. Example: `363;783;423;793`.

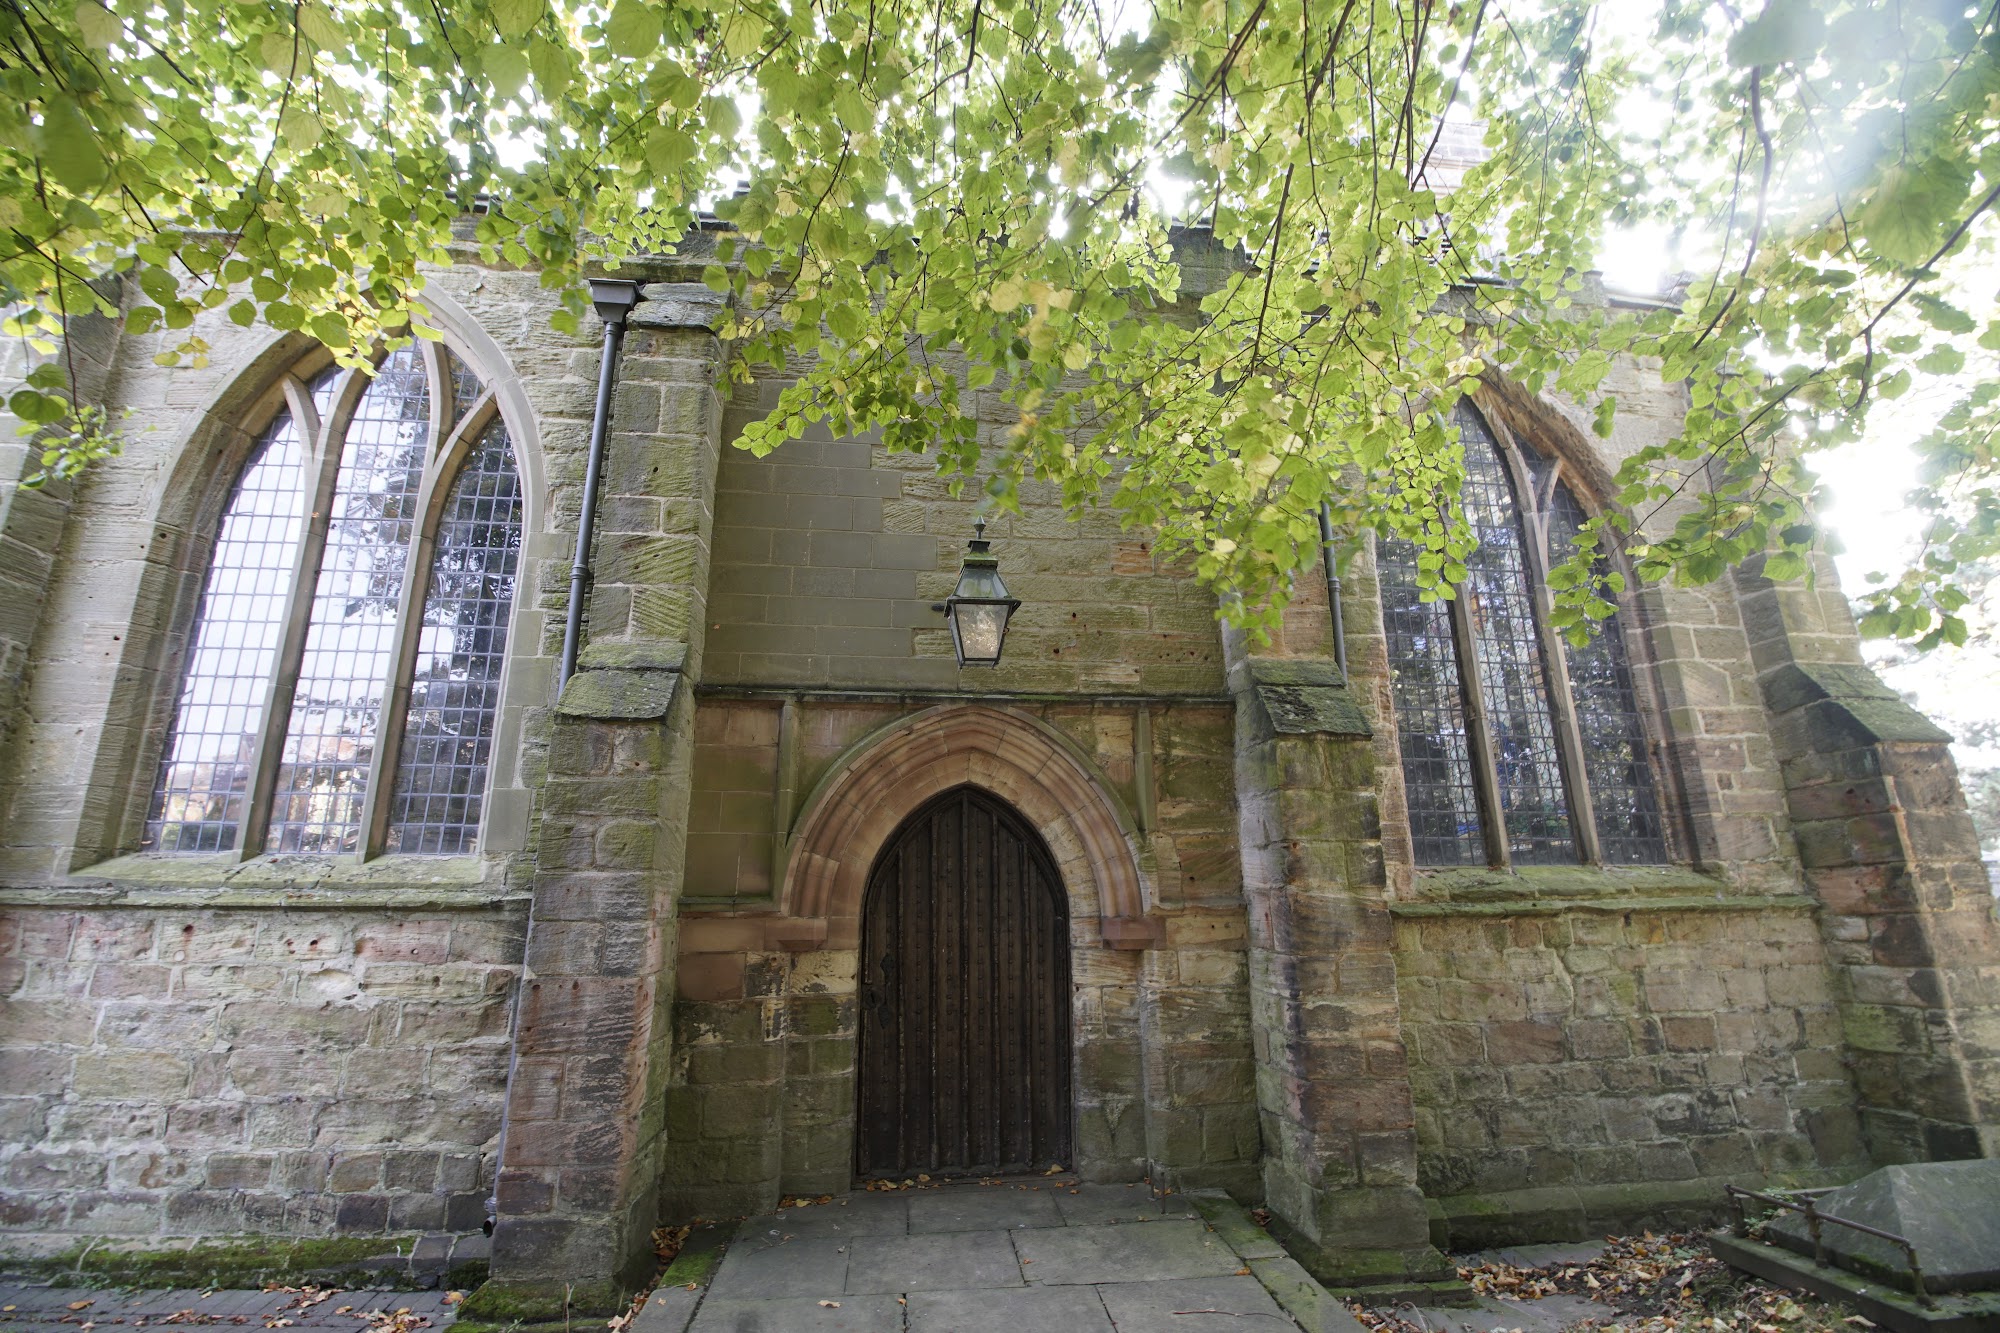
0;240;1995;1302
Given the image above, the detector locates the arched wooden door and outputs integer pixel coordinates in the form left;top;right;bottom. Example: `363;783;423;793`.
856;786;1072;1178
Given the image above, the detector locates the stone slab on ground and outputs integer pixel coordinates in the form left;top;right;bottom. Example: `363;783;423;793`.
1465;1244;1606;1272
1765;1160;2000;1293
842;1231;1027;1294
1052;1183;1200;1226
630;1284;702;1333
705;1238;852;1303
686;1293;906;1332
738;1196;910;1245
1250;1256;1372;1333
1013;1216;1243;1286
659;1178;1380;1330
1095;1275;1296;1331
1387;1293;1596;1333
905;1185;1062;1233
904;1284;1115;1331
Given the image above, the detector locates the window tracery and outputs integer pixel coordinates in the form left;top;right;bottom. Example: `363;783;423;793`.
145;341;523;857
1379;402;1669;867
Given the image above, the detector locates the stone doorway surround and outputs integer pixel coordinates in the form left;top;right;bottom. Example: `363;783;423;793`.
663;701;1264;1219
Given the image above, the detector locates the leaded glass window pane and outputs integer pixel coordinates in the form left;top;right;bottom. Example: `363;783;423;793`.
309;365;340;420
1458;413;1575;864
1378;532;1486;865
267;347;431;853
144;410;305;851
387;420;522;854
444;349;485;423
1548;482;1668;864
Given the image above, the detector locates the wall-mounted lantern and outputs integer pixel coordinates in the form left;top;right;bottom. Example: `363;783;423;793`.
933;519;1021;668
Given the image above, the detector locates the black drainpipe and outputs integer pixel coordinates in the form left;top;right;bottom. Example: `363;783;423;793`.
491;278;646;1234
559;278;647;687
1318;501;1349;685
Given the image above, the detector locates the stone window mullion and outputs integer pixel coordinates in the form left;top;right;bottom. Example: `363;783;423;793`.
233;370;356;859
1446;590;1511;870
1495;434;1603;865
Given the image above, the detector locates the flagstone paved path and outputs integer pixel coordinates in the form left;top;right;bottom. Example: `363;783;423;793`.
637;1179;1366;1332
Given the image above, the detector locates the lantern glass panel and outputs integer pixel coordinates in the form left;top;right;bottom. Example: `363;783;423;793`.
953;603;1008;665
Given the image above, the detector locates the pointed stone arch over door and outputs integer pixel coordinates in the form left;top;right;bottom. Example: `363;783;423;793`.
855;786;1073;1178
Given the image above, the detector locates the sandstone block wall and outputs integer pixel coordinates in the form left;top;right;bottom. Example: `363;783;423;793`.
1396;896;1868;1247
0;902;522;1236
706;376;1226;696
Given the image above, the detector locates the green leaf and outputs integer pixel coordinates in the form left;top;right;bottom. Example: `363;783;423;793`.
483;42;529;95
1592;397;1617;438
297;1;342;49
34;96;105;192
74;1;120;49
1726;0;1826;67
1916;345;1964;376
1859;155;1974;266
279;107;323;151
721;12;765;59
491;0;541;38
8;389;67;423
606;0;661;58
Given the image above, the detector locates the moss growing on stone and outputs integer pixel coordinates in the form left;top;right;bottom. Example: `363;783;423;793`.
657;1243;721;1288
10;1236;412;1290
456;1278;627;1325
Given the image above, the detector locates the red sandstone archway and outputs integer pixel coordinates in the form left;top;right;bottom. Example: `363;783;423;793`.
779;704;1157;950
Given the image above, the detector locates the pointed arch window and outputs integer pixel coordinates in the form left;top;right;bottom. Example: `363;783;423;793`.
1378;402;1669;868
145;342;524;857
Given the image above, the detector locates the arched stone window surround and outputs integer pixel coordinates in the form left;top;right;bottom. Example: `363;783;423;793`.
775;703;1158;950
92;292;548;865
1466;382;1698;864
1374;386;1684;868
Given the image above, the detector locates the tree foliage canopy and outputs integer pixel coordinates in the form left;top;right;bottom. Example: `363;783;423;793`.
3;0;1996;641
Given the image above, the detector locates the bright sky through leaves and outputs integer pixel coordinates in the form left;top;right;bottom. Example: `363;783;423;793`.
1;0;1996;651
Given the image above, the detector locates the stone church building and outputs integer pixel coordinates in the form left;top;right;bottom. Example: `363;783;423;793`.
0;235;1995;1303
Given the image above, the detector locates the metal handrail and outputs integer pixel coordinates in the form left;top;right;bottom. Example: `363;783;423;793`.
1724;1184;1934;1307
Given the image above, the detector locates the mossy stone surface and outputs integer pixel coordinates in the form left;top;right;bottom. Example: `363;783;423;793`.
4;1236;417;1290
457;1277;629;1323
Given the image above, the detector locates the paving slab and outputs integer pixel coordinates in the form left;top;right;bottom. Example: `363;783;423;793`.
686;1293;906;1333
1014;1218;1242;1286
1249;1255;1370;1333
1095;1276;1296;1331
0;1292;93;1314
907;1184;1062;1233
738;1195;910;1246
1395;1293;1611;1333
631;1285;702;1333
1050;1183;1190;1226
706;1238;852;1303
1467;1243;1606;1271
844;1231;1025;1294
905;1284;1115;1332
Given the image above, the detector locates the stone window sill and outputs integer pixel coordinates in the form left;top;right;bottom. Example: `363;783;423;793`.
2;852;530;912
1393;864;1817;917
